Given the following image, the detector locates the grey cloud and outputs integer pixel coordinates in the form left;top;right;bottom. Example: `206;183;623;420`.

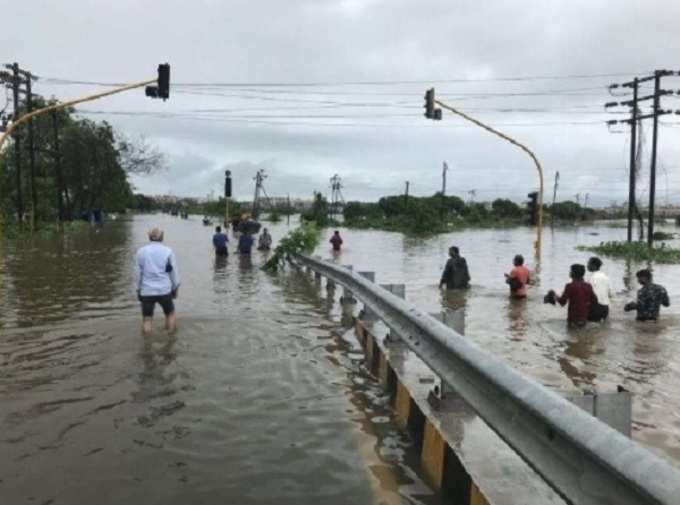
3;0;679;207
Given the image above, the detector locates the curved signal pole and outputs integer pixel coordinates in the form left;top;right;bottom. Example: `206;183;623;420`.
427;93;544;261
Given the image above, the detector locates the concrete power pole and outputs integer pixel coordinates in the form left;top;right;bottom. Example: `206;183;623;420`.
551;171;559;226
442;161;448;195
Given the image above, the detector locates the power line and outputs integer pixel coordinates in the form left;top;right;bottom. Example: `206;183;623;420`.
40;70;645;88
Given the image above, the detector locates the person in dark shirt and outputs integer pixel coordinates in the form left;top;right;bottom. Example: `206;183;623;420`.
624;269;670;321
212;226;229;256
330;230;343;252
545;264;598;326
238;233;254;255
439;246;470;290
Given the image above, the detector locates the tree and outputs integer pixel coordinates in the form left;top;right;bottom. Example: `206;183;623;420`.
491;198;523;218
116;133;165;175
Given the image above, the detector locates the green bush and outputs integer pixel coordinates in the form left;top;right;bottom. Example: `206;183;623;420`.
263;223;320;272
577;241;680;263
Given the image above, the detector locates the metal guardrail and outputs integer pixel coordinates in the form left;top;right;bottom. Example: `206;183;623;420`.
295;253;680;505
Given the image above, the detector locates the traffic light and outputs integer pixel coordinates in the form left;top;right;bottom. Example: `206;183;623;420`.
145;63;170;100
224;170;232;198
424;88;442;120
424;88;434;119
158;63;170;100
527;191;538;225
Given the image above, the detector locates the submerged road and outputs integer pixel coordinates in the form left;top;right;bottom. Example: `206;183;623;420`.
0;214;439;505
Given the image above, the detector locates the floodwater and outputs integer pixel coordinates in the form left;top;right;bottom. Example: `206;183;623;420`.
0;215;440;505
1;215;680;505
314;219;680;468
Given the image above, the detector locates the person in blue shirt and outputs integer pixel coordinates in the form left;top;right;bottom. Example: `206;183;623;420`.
238;232;254;255
212;226;229;256
135;227;180;335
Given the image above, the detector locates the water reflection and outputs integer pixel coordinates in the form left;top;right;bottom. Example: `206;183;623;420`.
506;297;528;340
439;289;468;335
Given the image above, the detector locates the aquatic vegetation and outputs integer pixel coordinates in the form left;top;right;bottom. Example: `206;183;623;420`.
263;223;320;272
577;241;680;264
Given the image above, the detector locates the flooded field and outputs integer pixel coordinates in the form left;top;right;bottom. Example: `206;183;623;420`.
1;213;679;504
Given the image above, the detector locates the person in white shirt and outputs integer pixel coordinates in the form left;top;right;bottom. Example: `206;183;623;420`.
587;256;610;322
135;228;180;335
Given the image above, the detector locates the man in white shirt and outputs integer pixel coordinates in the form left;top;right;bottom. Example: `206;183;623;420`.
587;256;610;322
135;228;180;335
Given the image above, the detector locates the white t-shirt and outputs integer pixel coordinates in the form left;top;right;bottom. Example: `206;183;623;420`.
588;270;611;306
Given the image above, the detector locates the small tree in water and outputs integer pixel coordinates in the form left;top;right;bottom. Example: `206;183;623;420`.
263;223;320;272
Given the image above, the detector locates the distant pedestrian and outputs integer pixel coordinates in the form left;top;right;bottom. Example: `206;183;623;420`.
212;226;229;256
135;228;180;335
624;269;670;321
505;254;529;298
439;246;470;290
586;256;610;322
238;232;254;255
545;264;597;327
330;230;343;252
258;228;273;251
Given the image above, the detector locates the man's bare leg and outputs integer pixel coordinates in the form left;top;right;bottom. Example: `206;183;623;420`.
142;317;153;335
165;312;177;333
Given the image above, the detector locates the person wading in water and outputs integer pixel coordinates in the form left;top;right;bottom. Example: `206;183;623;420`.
439;246;470;290
135;228;180;335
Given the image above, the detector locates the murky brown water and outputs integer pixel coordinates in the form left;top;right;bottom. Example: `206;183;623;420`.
2;214;679;505
0;215;441;505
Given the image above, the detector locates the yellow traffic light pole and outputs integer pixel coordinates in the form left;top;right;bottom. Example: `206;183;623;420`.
434;99;544;260
0;78;156;235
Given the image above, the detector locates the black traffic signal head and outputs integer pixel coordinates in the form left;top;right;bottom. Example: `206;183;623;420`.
224;170;232;197
527;191;539;226
145;63;170;100
158;63;170;100
424;88;434;119
145;86;159;98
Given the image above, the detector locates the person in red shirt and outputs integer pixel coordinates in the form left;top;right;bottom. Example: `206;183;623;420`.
545;264;598;326
330;230;343;252
505;254;529;298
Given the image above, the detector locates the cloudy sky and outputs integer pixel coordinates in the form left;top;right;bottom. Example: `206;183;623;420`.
3;0;680;206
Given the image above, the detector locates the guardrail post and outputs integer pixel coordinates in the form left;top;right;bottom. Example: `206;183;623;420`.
568;389;632;437
341;265;357;303
428;312;456;399
380;284;405;342
358;272;377;320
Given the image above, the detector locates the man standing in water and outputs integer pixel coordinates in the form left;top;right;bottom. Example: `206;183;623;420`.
545;264;597;327
330;230;343;252
135;228;180;335
624;269;670;321
439;246;470;290
212;226;229;256
586;256;610;322
505;254;529;298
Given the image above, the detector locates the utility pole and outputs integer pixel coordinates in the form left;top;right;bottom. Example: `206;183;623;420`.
404;180;410;204
23;70;38;228
287;193;290;225
584;193;590;209
626;79;638;243
442;161;448;195
648;72;661;246
606;69;678;246
252;169;271;219
7;63;23;222
551;171;559;226
329;174;345;221
51;110;65;223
